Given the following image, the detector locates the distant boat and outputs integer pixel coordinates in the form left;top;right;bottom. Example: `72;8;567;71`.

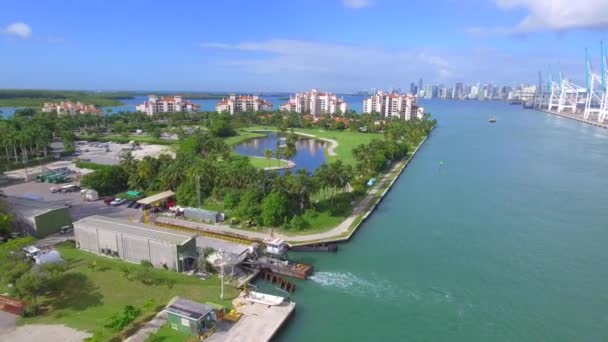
489;117;497;123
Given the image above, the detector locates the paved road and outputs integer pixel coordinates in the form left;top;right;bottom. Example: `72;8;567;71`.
0;311;17;335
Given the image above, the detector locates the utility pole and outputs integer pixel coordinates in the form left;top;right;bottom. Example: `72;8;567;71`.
219;248;224;301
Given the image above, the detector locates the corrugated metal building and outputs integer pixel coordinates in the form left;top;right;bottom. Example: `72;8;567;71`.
73;215;197;272
183;207;224;224
6;196;72;238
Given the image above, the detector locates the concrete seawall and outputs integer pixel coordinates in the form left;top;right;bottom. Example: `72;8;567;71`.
290;129;433;246
536;109;608;129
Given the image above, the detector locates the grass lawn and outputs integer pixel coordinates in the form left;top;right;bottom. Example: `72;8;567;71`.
247;156;288;169
244;126;383;165
19;242;237;340
224;130;266;146
145;322;190;342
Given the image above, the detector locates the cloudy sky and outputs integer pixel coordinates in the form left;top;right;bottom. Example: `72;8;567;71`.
1;0;608;92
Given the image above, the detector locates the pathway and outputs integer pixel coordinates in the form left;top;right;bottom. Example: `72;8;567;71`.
157;158;405;244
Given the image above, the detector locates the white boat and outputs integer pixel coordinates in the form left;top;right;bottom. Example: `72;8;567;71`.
244;291;284;306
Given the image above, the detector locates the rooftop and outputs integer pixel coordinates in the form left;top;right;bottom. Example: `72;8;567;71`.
137;190;175;205
6;196;68;220
165;298;215;320
73;215;194;245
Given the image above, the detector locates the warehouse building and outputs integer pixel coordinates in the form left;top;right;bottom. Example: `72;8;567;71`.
6;196;72;238
73;215;197;272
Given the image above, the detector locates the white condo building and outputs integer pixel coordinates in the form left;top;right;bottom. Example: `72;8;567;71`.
135;95;200;116
280;89;349;116
215;95;273;114
362;91;424;120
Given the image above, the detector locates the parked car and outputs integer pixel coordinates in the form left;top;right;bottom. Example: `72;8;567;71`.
103;196;115;205
134;203;142;209
60;225;73;234
110;198;127;206
80;188;88;194
126;200;136;208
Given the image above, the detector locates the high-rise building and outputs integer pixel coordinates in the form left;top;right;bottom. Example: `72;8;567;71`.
215;95;273;114
280;89;349;116
409;82;416;95
135;95;200;116
417;78;423;96
362;91;424;120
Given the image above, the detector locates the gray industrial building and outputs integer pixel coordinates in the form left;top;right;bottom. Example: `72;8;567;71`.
73;215;197;272
6;196;72;238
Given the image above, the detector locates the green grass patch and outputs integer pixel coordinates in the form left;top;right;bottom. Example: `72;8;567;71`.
19;243;237;340
247;156;288;169
145;322;190;342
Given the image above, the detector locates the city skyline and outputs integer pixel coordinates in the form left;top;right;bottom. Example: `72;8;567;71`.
1;0;608;92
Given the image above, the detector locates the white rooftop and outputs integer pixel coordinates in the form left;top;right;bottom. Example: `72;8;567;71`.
74;215;194;245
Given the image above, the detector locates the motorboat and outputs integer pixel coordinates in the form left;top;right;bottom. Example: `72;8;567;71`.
243;291;284;306
489;117;497;123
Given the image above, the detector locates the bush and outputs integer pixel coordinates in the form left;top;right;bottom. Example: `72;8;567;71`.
285;215;309;231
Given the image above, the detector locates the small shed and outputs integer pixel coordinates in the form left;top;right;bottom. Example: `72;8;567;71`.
165;298;217;336
183;207;225;224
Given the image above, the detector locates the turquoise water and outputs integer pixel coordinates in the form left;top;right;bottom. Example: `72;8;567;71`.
276;101;608;341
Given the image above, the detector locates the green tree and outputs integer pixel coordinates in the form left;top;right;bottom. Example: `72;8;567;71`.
264;148;273;167
15;273;45;312
261;190;289;227
81;166;128;195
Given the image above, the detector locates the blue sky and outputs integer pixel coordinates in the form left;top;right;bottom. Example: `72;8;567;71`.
1;0;608;92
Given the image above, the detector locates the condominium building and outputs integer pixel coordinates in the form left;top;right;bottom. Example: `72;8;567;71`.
135;95;200;116
42;101;102;116
215;95;273;114
280;89;349;116
362;91;424;120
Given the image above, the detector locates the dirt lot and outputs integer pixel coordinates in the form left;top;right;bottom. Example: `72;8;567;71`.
75;141;173;165
1;181;142;222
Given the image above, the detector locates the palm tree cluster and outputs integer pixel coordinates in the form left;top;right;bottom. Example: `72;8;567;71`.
0;110;55;167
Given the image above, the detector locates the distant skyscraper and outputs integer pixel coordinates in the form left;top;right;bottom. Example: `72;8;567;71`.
418;78;423;96
410;82;416;95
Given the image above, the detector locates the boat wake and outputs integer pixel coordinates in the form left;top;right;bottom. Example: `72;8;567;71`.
309;272;403;299
310;272;456;304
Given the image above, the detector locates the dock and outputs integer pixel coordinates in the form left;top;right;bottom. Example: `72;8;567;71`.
207;296;295;342
536;108;608;129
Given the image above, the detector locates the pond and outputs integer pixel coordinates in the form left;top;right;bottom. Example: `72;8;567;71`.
233;131;326;173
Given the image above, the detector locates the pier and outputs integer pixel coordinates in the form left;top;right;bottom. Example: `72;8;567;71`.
207;295;296;342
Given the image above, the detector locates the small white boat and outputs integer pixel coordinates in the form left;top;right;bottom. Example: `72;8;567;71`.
244;291;284;306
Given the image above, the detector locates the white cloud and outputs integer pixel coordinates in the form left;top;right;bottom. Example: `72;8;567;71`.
341;0;373;9
201;39;453;91
481;0;608;33
2;22;32;39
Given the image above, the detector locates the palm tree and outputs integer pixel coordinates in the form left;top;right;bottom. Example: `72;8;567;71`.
264;148;273;167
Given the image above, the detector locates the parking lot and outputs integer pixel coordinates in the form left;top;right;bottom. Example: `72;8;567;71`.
1;181;141;222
